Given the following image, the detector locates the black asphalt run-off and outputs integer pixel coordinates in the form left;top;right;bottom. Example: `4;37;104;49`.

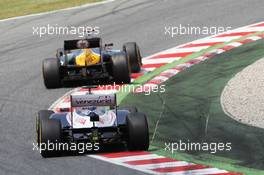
0;0;264;175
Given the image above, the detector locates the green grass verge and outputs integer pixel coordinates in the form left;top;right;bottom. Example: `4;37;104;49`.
0;0;102;20
120;38;264;175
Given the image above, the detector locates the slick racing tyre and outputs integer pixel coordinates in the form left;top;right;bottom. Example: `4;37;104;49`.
38;111;61;158
123;42;142;73
126;112;149;150
42;58;61;89
111;52;131;84
36;110;54;147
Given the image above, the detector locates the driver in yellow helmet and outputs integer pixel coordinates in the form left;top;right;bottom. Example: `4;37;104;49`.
63;48;100;66
75;48;100;66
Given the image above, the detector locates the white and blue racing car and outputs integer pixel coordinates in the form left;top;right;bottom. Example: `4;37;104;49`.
36;91;149;158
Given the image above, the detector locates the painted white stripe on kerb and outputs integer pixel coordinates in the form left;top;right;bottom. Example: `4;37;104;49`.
110;154;164;162
164;46;209;53
247;36;262;41
231;26;264;32
143;58;180;64
88;155;158;175
209;49;225;54
192;36;241;43
137;161;195;170
152;76;169;82
190;56;206;61
176;63;192;68
162;69;180;75
227;42;243;47
142;67;156;72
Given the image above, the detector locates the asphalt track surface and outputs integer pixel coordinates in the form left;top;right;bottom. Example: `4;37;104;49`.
0;0;264;174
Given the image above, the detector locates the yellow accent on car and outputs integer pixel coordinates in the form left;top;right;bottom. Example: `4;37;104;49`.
75;49;100;66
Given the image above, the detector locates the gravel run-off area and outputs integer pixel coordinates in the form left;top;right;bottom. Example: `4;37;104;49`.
221;57;264;129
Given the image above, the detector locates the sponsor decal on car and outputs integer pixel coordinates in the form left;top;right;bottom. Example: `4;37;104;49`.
71;94;116;107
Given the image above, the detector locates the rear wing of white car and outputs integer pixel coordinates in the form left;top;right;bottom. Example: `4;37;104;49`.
70;94;116;107
70;93;117;128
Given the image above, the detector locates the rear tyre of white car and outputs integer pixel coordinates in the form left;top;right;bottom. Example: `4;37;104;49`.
42;58;61;89
126;112;149;150
111;52;131;84
36;110;54;146
38;111;61;158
